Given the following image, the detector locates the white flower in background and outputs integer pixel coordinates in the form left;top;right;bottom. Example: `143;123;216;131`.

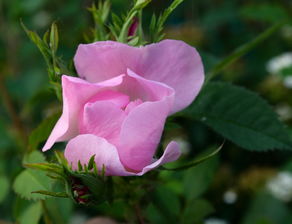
266;52;292;75
275;104;292;121
223;190;237;204
266;171;292;202
205;218;228;224
283;76;292;88
266;52;292;88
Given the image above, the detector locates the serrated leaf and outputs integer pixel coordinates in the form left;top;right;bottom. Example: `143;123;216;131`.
13;169;52;201
28;113;60;151
183;82;292;151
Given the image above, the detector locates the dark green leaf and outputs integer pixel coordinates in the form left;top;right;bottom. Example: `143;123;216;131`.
183;82;292;151
181;199;214;224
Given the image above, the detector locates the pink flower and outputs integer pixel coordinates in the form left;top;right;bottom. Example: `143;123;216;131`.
43;40;204;176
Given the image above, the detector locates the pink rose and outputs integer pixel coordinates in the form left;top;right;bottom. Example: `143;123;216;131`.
42;40;204;176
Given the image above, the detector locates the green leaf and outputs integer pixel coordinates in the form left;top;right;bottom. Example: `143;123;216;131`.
28;113;60;151
183;155;219;200
0;175;9;203
240;3;289;24
45;197;73;224
87;155;96;170
24;163;63;176
181;199;214;224
206;21;287;82
150;0;185;42
32;190;68;198
23;150;46;164
183;82;292;151
117;0;151;42
134;0;152;9
50;22;59;53
148;186;181;223
21;21;51;69
243;192;292;224
15;200;43;224
13;169;52;200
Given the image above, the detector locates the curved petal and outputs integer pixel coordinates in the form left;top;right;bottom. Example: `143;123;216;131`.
64;134;181;176
74;41;140;82
87;90;129;108
64;134;130;176
79;101;126;145
117;70;175;171
74;40;204;113
137;40;204;113
137;141;181;176
42;75;124;151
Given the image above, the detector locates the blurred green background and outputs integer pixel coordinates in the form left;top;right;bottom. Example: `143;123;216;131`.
1;0;292;223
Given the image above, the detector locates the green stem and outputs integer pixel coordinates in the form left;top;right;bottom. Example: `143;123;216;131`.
205;21;287;83
161;142;223;171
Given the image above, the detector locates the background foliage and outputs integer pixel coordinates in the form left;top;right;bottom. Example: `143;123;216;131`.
1;0;292;223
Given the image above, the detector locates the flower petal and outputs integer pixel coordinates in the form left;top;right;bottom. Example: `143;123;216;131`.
137;141;181;176
64;134;181;176
74;40;204;113
74;41;139;82
79;101;126;145
42;75;124;151
64;134;130;176
137;40;204;113
117;70;175;171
